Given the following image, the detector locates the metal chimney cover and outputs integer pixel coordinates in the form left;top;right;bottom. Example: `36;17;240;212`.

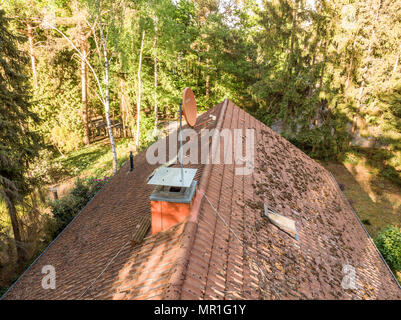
147;167;197;188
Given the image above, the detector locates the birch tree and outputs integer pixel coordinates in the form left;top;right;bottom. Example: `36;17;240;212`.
41;1;121;174
153;13;158;127
136;29;145;149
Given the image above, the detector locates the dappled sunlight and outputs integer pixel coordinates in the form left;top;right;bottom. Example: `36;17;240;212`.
322;161;401;238
344;161;401;215
384;193;401;215
111;223;185;300
344;163;377;203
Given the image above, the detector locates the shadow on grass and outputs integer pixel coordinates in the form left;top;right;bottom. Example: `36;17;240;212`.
338;147;401;187
60;143;110;175
323;161;401;239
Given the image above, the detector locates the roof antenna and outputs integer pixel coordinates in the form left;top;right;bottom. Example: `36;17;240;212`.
179;102;184;182
147;88;198;234
180;87;197;182
147;88;198;188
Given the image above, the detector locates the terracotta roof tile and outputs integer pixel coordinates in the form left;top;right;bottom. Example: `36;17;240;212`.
3;100;400;300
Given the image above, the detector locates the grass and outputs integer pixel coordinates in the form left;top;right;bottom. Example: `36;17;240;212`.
322;160;401;239
54;138;135;181
322;157;401;282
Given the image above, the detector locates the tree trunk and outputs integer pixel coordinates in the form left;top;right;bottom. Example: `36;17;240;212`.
206;44;210;101
99;25;118;175
356;0;381;109
136;30;145;149
345;57;353;89
288;0;299;75
78;21;91;146
345;38;356;90
393;50;400;75
2;191;24;263
120;78;127;138
81;43;90;145
27;22;37;89
315;39;328;125
154;17;158;127
351;0;381;146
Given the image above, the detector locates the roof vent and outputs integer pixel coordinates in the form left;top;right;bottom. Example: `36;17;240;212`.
148;167;197;234
264;204;298;240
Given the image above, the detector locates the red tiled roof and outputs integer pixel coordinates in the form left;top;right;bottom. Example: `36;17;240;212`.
3;100;401;300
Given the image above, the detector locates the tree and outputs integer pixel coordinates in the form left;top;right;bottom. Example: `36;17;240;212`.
96;4;118;173
41;0;120;174
73;1;92;146
136;29;145;149
375;226;401;272
0;9;41;262
153;11;158;127
1;0;44;89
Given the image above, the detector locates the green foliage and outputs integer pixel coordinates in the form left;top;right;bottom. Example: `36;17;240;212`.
341;150;362;165
0;9;41;199
375;226;401;272
34;48;83;153
361;219;371;226
29;149;70;185
49;177;109;235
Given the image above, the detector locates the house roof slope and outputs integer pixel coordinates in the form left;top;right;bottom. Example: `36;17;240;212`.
179;101;401;300
2;104;222;300
3;100;400;300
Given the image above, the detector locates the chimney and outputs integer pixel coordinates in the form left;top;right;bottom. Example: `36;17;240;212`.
148;167;197;234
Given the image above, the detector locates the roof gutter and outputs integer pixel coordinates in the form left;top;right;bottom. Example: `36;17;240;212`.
163;98;229;299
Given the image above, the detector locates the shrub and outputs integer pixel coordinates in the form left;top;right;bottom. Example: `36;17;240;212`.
29;149;70;185
375;226;401;272
49;177;109;236
361;219;371;226
342;151;361;165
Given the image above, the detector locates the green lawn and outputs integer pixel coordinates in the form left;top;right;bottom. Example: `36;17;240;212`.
55;138;135;180
322;160;401;239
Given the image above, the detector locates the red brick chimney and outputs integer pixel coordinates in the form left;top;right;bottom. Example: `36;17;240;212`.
148;167;197;234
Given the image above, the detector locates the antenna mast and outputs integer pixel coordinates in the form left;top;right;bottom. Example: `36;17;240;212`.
179;103;184;183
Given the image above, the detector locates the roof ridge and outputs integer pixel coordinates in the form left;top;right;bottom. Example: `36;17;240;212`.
163;98;229;299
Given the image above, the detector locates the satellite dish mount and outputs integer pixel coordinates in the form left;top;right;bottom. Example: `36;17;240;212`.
178;88;197;175
148;88;198;188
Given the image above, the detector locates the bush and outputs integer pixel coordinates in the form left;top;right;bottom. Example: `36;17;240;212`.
375;226;401;272
361;219;371;226
29;149;70;185
49;177;109;236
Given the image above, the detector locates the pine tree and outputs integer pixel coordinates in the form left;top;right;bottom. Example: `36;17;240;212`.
0;9;40;263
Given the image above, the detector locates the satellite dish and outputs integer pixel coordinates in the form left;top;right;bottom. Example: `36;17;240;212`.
147;88;199;188
182;87;197;127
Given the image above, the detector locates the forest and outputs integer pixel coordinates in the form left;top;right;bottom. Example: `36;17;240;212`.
1;0;401;292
